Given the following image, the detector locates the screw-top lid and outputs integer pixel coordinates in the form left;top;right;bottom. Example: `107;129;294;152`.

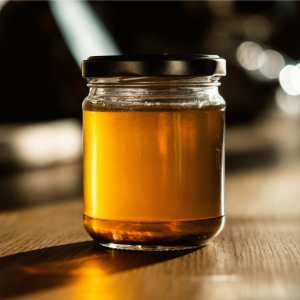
81;55;226;78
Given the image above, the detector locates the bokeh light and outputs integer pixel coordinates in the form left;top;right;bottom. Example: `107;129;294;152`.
279;65;300;96
207;0;234;18
237;41;265;71
291;64;300;93
11;119;82;168
275;86;300;115
259;50;285;79
244;15;272;42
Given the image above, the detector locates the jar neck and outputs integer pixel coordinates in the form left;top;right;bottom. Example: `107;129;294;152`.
88;85;220;99
87;76;221;100
87;76;221;88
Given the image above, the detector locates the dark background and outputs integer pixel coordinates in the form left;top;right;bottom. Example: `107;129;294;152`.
1;1;300;123
0;0;300;210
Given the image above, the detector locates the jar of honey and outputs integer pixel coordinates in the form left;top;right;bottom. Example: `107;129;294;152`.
82;55;226;251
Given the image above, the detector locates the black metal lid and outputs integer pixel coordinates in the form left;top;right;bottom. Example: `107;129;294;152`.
81;55;226;78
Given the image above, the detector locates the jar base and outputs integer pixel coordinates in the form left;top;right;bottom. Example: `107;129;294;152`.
99;242;204;251
84;215;225;251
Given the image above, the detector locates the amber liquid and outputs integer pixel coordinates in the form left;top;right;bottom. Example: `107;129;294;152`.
83;107;225;248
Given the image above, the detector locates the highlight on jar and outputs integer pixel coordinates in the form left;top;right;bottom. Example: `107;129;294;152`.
81;55;226;251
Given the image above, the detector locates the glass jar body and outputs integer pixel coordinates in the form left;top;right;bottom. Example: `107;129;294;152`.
82;78;225;251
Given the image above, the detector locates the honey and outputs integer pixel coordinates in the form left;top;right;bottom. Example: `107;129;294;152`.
83;107;225;248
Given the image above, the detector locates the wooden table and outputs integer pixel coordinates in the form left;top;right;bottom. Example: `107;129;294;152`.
1;112;300;300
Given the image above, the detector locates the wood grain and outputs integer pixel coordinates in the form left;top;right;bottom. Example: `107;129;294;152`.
1;162;300;300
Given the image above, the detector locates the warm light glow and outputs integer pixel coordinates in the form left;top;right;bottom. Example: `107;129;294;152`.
12;119;82;167
207;0;234;18
0;0;9;11
279;65;300;96
237;42;265;71
258;50;285;79
244;15;272;42
73;259;127;300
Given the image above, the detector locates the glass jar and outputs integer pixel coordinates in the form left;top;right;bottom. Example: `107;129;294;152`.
82;55;226;251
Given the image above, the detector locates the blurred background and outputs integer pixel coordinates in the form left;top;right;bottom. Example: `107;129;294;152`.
0;0;300;211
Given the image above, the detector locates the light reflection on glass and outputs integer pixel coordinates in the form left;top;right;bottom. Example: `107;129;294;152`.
237;41;265;71
258;50;285;79
279;65;300;96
